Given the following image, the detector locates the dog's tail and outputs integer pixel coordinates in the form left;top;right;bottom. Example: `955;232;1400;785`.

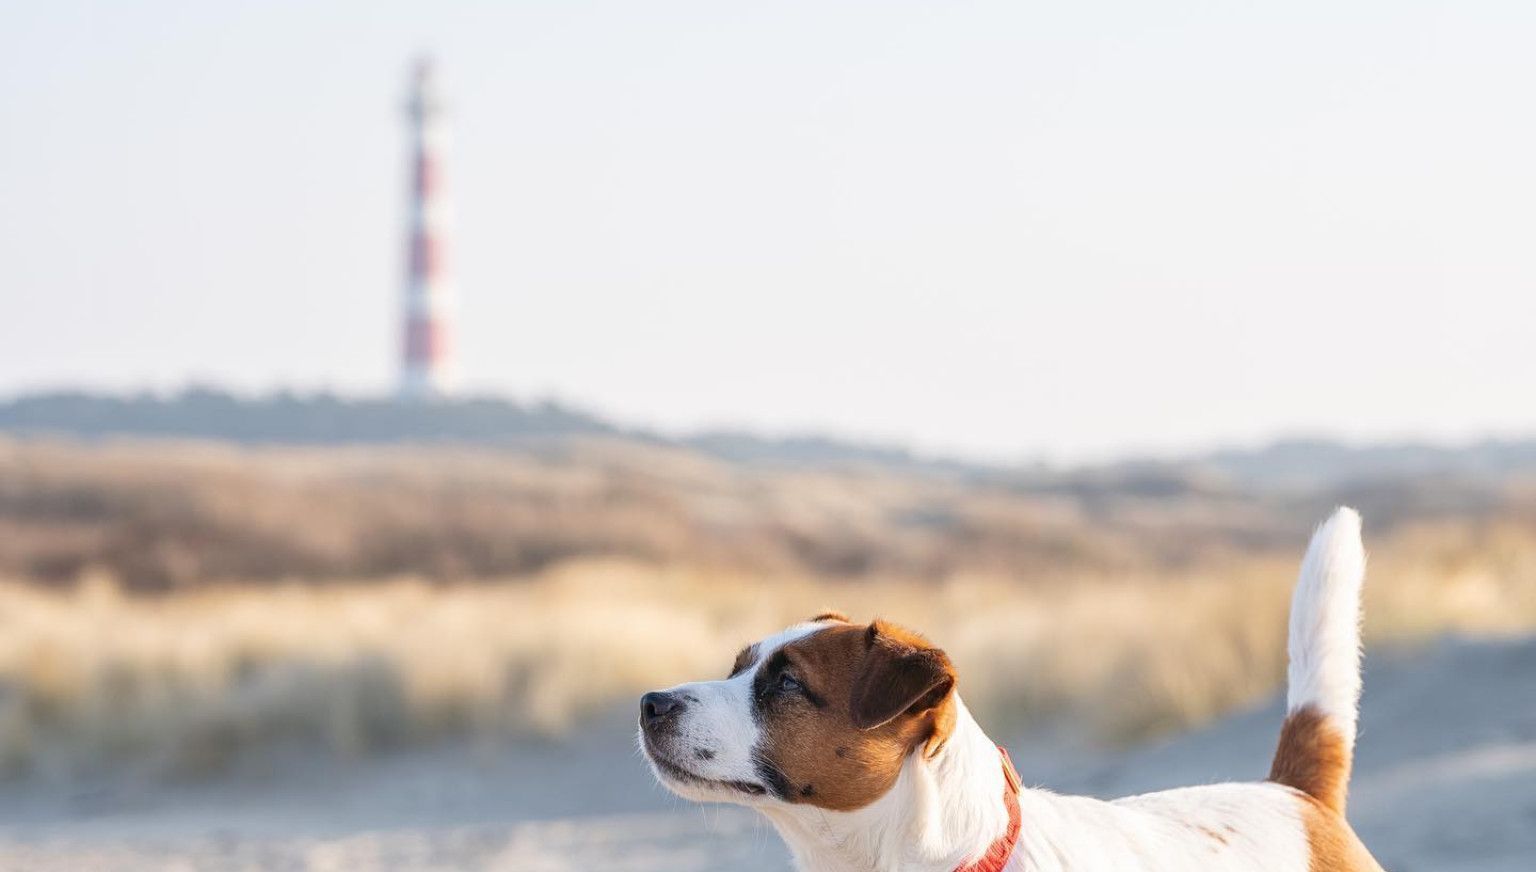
1268;507;1366;815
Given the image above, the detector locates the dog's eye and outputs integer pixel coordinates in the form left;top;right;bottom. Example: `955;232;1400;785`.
778;673;803;694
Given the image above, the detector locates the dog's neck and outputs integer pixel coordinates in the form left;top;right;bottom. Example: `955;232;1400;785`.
758;695;1015;872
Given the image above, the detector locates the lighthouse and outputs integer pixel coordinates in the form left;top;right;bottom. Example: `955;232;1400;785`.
399;57;457;400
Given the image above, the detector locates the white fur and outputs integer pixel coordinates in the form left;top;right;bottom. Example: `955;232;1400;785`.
1025;783;1310;871
639;622;825;800
1285;506;1367;748
641;509;1373;871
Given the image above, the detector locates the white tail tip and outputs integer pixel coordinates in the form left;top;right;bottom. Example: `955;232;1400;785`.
1285;507;1367;749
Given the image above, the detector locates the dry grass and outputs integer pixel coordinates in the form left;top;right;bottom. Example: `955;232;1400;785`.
2;436;1534;779
0;436;1338;590
1;521;1531;779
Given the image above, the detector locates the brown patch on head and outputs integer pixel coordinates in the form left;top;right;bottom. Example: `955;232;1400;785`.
752;619;957;811
1268;705;1352;815
809;610;850;624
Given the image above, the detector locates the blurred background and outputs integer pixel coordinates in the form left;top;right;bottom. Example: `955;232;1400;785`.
2;2;1534;870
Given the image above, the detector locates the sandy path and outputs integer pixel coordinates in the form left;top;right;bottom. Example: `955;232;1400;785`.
0;637;1530;870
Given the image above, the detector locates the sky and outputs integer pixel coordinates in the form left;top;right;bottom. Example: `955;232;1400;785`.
2;1;1534;463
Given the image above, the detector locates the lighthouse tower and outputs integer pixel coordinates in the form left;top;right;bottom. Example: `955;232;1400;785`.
399;57;457;400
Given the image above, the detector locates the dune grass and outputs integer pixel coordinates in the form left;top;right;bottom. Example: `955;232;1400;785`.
3;436;1534;778
1;517;1531;780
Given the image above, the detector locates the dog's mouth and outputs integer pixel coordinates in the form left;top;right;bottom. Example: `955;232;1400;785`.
643;738;767;797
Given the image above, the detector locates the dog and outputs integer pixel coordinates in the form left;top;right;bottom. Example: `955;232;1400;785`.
639;508;1383;871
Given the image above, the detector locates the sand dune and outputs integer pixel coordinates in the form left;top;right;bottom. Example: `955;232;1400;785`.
0;636;1529;871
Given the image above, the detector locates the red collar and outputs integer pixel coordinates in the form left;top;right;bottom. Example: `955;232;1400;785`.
954;747;1023;872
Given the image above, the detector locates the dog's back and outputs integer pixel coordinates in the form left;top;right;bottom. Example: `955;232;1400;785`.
1012;509;1383;871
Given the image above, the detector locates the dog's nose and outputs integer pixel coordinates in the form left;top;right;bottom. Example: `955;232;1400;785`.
641;691;685;727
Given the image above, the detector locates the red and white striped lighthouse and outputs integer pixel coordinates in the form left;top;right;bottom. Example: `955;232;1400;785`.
399;57;457;400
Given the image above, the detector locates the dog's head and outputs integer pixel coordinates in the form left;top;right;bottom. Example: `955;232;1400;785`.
638;612;957;811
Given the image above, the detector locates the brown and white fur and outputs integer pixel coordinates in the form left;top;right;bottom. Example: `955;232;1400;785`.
640;508;1383;871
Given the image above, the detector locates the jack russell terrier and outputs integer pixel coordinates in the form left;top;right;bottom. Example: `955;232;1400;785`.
639;508;1382;871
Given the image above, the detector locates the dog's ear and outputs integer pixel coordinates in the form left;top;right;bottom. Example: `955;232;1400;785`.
849;620;956;733
809;610;849;623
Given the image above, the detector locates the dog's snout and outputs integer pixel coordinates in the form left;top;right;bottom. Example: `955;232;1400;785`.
641;691;685;727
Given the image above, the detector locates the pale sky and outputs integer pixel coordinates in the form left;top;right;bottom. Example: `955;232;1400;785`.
2;1;1533;463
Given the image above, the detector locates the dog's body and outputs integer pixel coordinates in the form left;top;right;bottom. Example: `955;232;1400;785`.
641;508;1383;871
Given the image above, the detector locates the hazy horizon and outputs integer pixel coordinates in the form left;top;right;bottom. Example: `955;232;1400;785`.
4;1;1534;463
